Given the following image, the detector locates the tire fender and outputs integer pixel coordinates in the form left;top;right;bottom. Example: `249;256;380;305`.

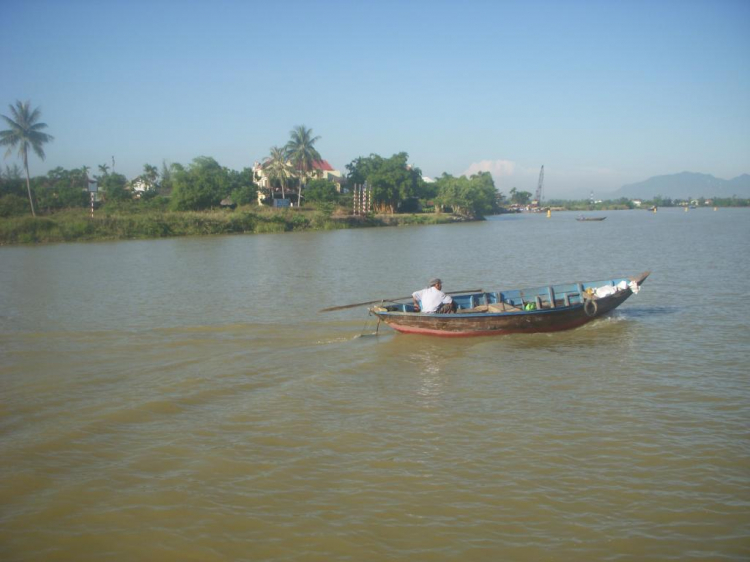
584;298;598;317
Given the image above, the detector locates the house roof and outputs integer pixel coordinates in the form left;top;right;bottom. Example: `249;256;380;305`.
312;160;334;171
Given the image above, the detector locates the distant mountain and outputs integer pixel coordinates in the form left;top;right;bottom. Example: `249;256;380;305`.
614;172;750;200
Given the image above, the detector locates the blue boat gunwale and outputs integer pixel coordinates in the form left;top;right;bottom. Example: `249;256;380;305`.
375;302;586;318
374;275;636;318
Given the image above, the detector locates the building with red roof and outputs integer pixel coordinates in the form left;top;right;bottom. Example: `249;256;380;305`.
252;159;344;205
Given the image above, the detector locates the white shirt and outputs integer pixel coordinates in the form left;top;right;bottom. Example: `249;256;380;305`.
412;286;452;313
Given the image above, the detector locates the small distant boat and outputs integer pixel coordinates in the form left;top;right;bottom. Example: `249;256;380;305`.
364;272;650;337
577;216;606;221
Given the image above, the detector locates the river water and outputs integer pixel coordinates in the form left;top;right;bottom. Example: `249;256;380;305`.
1;208;749;561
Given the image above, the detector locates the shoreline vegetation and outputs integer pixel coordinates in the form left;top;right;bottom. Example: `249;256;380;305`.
0;207;466;245
2;202;747;246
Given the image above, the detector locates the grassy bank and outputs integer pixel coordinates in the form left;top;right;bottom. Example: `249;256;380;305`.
0;207;463;245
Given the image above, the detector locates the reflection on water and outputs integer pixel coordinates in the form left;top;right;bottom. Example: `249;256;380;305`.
1;209;749;561
413;347;450;407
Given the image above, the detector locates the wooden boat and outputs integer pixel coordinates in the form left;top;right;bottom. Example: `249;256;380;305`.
576;216;606;221
368;271;650;337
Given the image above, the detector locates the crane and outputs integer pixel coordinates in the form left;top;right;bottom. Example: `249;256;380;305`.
533;165;544;209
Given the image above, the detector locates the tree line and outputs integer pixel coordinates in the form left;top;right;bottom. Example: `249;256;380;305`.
14;99;742;223
1;101;503;219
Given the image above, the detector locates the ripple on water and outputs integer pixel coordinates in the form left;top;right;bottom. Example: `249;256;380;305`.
2;211;750;561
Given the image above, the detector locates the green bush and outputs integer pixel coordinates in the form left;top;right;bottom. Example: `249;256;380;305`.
287;212;310;231
231;185;258;207
254;221;287;233
138;195;170;212
60;219;95;241
0;194;30;217
227;211;256;233
0;216;57;243
305;179;338;203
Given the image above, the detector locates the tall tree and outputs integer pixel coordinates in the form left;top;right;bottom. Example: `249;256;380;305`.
285;125;321;207
160;160;176;194
141;163;159;191
79;165;91;190
170;156;231;211
263;145;292;201
346;152;423;213
434;172;498;218
510;187;532;206
99;172;129;203
0;100;54;217
143;164;158;183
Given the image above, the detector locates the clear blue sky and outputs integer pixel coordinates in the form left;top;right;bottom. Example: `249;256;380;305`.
2;0;748;198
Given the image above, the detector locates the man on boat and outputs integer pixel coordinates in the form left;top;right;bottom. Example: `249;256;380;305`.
412;278;456;313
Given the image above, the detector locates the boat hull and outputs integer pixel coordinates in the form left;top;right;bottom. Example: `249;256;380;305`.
370;272;648;337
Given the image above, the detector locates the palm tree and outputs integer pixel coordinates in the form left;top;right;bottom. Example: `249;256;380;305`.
98;163;110;176
0;100;54;217
263;146;292;202
285;125;321;207
78;165;91;191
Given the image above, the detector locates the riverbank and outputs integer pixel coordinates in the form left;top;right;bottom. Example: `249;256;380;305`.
0;207;466;245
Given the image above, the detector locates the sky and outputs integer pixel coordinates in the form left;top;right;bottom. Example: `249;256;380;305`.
2;0;748;199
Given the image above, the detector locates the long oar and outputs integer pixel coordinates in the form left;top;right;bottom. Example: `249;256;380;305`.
319;289;484;313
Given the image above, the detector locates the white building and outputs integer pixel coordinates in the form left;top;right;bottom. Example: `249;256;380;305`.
253;159;344;195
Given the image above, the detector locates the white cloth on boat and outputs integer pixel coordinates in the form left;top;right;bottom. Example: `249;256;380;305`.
593;280;639;298
412;286;453;313
594;285;618;298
